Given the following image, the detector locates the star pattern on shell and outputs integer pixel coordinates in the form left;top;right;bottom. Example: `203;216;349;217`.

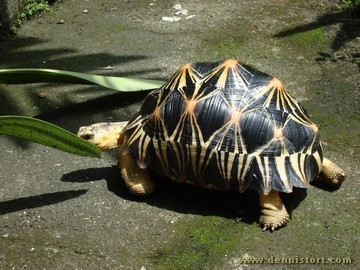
122;60;322;195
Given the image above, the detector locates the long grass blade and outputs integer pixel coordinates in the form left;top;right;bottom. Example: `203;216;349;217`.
0;116;101;158
0;68;165;91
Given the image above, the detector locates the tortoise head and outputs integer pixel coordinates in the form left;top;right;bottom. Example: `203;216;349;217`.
77;122;128;150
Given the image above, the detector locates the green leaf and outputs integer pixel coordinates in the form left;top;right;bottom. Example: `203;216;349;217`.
0;116;101;158
0;68;165;92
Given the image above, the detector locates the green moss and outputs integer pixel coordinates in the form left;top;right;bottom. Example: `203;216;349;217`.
196;26;273;61
199;34;244;59
153;216;243;269
284;27;326;50
111;25;129;32
336;0;360;12
11;0;62;33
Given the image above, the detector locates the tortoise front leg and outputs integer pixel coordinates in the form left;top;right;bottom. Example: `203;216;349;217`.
119;153;155;196
259;190;290;231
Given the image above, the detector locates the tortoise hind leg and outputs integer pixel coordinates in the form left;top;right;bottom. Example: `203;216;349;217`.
119;153;155;196
320;158;346;186
259;190;290;231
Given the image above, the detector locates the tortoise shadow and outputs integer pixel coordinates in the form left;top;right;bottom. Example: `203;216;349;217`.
310;177;343;192
61;166;309;225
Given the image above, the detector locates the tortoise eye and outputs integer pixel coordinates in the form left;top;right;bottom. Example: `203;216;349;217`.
81;134;94;141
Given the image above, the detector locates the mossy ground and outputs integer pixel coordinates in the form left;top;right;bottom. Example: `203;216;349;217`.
283;27;326;50
153;216;243;269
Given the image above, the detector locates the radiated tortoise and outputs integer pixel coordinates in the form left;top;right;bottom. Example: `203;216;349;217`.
78;60;346;231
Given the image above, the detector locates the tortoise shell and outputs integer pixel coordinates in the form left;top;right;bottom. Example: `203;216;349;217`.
121;60;322;194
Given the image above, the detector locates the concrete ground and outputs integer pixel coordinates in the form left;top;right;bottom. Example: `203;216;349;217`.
0;0;359;269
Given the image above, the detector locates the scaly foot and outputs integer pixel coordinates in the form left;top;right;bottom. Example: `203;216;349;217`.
320;158;346;186
119;153;155;196
259;190;290;231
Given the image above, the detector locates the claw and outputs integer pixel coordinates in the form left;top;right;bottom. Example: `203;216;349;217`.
259;190;290;231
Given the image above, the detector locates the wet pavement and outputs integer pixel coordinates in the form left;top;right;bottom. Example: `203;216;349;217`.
0;0;359;269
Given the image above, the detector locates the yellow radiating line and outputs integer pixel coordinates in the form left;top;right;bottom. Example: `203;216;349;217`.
281;138;289;156
123;115;141;130
167;141;186;180
226;153;235;187
160;117;170;141
178;142;187;179
192;83;202;100
290;154;307;184
202;60;235;88
169;112;187;142
263;156;271;193
171;85;206;144
251;137;275;156
217;151;231;188
234;64;251;88
275;156;291;192
255;82;273;101
276;89;281;110
237;154;245;188
215;64;231;89
124;124;142;148
217;151;226;184
299;154;308;183
254;156;268;194
280;89;313;126
220;92;232;112
160;64;202;108
179;64;192;89
239;95;263;114
177;86;189;100
239;127;247;154
263;87;276;108
225;153;232;188
289;111;313;127
189;144;201;182
189;115;210;181
153;139;169;176
226;152;239;188
235;86;249;111
233;123;239;154
304;132;317;155
191;113;205;145
268;83;313;128
201;147;216;177
213;122;233;150
196;87;221;104
282;90;296;112
216;71;227;89
190;114;197;145
238;155;253;192
203;63;224;85
313;151;323;173
279;87;286;111
137;134;151;168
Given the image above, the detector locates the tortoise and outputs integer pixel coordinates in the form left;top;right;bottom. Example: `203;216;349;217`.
77;59;346;231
